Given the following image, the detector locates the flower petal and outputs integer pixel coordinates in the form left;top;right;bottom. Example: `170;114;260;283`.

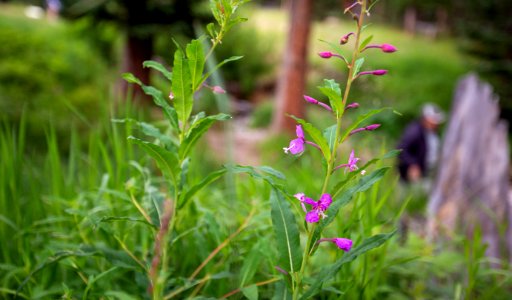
318;193;332;211
333;238;353;252
305;210;320;223
296;124;304;139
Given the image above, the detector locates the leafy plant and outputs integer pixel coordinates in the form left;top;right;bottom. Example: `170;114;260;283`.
273;1;398;298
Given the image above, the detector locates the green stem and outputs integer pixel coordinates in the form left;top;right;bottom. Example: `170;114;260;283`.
292;1;368;299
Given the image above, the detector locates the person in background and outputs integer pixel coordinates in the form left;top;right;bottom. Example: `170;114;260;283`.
397;103;445;183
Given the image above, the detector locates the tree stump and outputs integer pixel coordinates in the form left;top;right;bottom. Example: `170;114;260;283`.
427;73;511;262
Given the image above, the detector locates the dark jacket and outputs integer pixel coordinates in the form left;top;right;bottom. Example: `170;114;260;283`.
397;121;427;181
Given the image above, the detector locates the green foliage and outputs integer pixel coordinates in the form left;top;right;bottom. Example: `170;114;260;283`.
0;11;109;149
270;188;303;273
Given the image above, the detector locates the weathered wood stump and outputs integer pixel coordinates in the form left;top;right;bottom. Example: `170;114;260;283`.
427;73;511;262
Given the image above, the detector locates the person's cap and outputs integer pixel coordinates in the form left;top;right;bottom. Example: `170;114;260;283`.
422;103;445;124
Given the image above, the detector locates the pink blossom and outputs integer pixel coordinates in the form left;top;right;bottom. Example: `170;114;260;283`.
294;193;332;223
283;125;305;155
334;149;360;172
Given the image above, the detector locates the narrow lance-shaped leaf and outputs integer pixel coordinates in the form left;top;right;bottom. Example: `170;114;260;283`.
318;79;343;116
323;124;337;154
291;116;331;162
226;164;285;188
301;232;396;299
270;188;302;273
122;73;179;130
352;57;365;79
128;136;181;186
199;56;243;87
143;60;172;81
358;35;374;52
179;113;231;159
186;38;206;91
178;168;227;209
171;48;193;126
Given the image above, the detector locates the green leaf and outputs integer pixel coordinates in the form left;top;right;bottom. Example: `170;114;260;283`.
257;166;286;180
291;116;331;162
179;113;231;158
200;56;243;87
318;79;343;116
358;35;374;52
128;136;181;185
98;216;157;229
122;73;142;85
239;240;265;287
17;250;102;293
340;108;387;142
83;267;120;300
104;291;139;300
112;118;176;149
121;73;179;130
272;280;292;300
310;167;390;251
186;38;206;90
143;60;172;81
242;284;258;300
178;168;227;209
270;188;302;273
206;22;216;39
353;57;365;79
171;48;193;126
301;232;396;299
323;125;337;154
226;164;284;187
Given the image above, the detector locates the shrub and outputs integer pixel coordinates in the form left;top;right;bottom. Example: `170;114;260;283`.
0;10;109;149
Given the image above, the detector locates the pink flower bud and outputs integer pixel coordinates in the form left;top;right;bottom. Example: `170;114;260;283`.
212;85;226;94
358;69;388;77
381;43;397;53
318;51;334;59
365;124;381;131
371;70;388;75
345;102;360;110
340;32;354;45
304;95;319;104
169;92;174;100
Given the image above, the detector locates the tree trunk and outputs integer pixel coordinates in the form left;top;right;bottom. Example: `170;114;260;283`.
428;73;511;263
120;33;153;102
272;0;312;133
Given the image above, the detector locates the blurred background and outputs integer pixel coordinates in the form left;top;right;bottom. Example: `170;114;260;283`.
1;0;512;298
1;0;510;147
